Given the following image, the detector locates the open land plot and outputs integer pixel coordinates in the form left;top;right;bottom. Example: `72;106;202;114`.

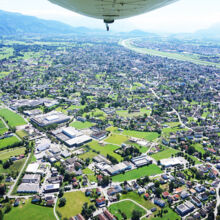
16;130;28;139
70;121;94;129
0;109;27;128
56;191;91;219
4;199;55;220
109;200;146;220
0;136;21;149
116;108;151;117
0;147;26;161
78;150;98;160
112;164;162;182
192;143;206;154
125;141;149;153
0;158;26;174
151;148;180;161
122;130;159;142
105;133;128;145
120;192;156;210
0;118;8;135
88;141;122;162
149;207;180;220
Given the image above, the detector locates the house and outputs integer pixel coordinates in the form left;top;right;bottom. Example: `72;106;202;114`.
176;201;195;216
96;197;106;207
180;191;189;199
198;192;208;201
103;209;116;220
46;200;54;207
32;195;41;203
85;189;92;196
195;185;205;193
14;199;19;207
191;196;202;208
144;193;150;199
162;191;169;199
96;188;101;196
71;214;85;220
154;198;165;208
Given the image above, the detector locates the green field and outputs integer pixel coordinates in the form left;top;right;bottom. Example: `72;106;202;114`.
0;147;25;160
109;200;146;219
120;39;220;68
116;108;151;117
151;148;180;161
0;109;27;128
112;164;162;182
0;136;21;149
0;158;26;174
4;199;55;220
16;130;28;139
88;141;122;161
56;191;91;219
78;150;98;160
120;192;156;210
149;207;180;220
192;143;206;154
105;133;128;145
70;121;94;129
0;119;8;135
122;130;159;142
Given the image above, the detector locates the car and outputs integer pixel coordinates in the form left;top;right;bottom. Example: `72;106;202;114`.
91;182;96;185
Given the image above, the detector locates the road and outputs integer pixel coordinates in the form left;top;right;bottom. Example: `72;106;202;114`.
7;153;31;196
54;197;59;220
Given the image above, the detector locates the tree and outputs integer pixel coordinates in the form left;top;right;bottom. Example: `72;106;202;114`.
58;197;66;207
169;181;174;193
207;212;214;220
131;210;142;220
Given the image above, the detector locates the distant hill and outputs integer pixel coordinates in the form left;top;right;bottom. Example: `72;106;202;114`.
194;23;220;39
0;10;81;36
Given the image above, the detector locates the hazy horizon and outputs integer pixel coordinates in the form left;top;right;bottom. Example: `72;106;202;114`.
1;0;220;33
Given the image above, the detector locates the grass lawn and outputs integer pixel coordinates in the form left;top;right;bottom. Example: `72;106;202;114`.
0;147;25;160
109;200;146;220
105;133;128;145
89;141;122;162
78;150;98;160
0;119;8;135
70;121;94;129
112;164;162;182
0;158;26;174
0;109;27;128
83;168;94;175
116;108;151;118
122;130;159;142
120;192;156;210
56;191;91;219
0;136;21;149
151;148;180;161
192;143;206;154
4;199;55;220
16;130;28;139
149;207;180;220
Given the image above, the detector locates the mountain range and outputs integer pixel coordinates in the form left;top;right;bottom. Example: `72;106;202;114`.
0;9;219;39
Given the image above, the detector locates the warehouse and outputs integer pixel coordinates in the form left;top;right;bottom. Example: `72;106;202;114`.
160;157;187;168
31;111;70;127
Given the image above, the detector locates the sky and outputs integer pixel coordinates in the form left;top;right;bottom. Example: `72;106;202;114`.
0;0;220;33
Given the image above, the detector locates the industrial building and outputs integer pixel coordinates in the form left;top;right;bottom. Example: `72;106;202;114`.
160;157;188;168
106;161;132;175
176;201;195;216
52;127;92;147
131;155;152;167
31;111;70;127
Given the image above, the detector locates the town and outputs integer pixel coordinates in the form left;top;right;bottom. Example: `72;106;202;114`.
0;33;219;220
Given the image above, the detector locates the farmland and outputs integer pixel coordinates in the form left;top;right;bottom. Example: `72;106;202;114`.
0;135;21;150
